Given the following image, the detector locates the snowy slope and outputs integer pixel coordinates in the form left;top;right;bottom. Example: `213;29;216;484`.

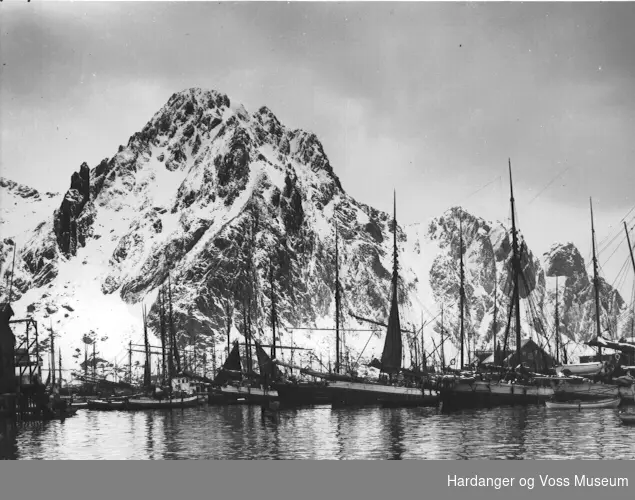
0;88;628;382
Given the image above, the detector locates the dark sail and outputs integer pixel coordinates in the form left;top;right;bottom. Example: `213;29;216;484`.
223;341;242;372
380;191;402;374
380;284;402;374
254;340;279;381
214;341;242;385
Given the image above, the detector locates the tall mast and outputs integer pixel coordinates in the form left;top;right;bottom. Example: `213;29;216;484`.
128;341;132;384
459;214;465;369
92;342;96;379
626;221;635;338
335;222;341;374
58;348;62;389
440;305;445;370
159;288;167;385
143;304;151;388
555;276;560;365
226;298;232;359
8;244;16;303
50;321;56;387
269;258;277;360
379;190;403;376
393;190;398;299
168;272;180;373
244;297;252;375
625;221;635;276
509;159;522;365
590;198;602;358
421;312;425;371
492;263;498;364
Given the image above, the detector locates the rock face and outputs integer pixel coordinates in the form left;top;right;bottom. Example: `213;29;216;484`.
53;163;93;257
425;209;627;358
542;243;626;342
426;207;545;354
0;87;629;375
0;88;418;369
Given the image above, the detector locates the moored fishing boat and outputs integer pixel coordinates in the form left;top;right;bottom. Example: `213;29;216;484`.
555;362;604;377
324;193;438;408
438;161;558;409
551;376;635;403
271;376;332;406
219;384;279;404
439;373;555;408
69;401;89;410
545;397;621;410
123;394;200;410
550;218;635;402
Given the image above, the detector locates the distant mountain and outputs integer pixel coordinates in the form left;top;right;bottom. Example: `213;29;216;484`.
0;88;628;380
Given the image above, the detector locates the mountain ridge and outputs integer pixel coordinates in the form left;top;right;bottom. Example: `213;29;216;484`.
0;87;629;380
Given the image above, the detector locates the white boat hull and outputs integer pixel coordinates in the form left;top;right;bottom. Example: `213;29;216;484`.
545;397;621;410
555;362;603;377
124;395;201;410
219;386;278;404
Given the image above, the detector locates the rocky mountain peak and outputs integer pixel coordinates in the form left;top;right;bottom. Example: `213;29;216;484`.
543;242;587;279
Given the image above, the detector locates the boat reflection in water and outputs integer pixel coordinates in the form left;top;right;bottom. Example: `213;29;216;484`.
6;403;635;460
1;418;17;460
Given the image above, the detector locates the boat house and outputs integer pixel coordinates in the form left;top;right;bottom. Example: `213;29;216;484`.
479;338;556;372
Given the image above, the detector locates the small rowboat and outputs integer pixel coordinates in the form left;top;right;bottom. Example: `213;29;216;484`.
545;397;621;410
124;395;200;410
618;413;635;425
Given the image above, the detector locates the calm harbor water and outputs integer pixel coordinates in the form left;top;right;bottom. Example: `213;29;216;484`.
3;405;635;460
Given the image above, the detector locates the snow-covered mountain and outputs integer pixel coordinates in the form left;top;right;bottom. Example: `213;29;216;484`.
0;88;629;381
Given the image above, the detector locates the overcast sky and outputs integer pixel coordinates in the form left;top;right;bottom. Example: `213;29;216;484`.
1;1;634;302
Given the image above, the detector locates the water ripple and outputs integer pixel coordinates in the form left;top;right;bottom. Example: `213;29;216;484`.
5;405;635;460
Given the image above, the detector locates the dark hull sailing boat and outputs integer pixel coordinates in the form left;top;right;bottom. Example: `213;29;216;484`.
438;161;555;409
215;341;280;404
326;193;438;407
271;379;332;406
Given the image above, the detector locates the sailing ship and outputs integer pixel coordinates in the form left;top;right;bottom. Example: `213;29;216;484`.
213;284;280;404
438;161;556;408
214;228;281;405
123;279;204;411
551;203;635;402
215;340;280;404
304;193;438;407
